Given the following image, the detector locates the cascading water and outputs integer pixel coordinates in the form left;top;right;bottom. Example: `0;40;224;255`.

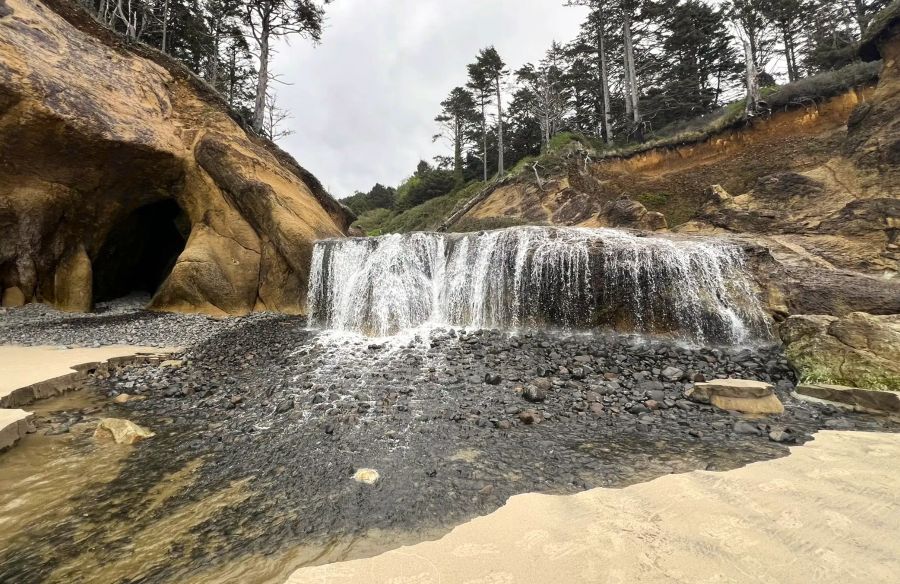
308;227;771;343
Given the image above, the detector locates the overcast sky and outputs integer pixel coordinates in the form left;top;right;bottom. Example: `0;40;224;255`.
274;0;588;198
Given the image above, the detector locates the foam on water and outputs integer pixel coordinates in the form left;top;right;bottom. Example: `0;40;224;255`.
308;227;770;343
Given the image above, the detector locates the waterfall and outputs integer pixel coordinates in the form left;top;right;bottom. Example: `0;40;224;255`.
308;227;770;343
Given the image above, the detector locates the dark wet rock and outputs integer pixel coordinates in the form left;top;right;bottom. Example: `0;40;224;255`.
275;399;295;414
734;421;761;435
661;366;684;381
518;411;541;425
522;386;547;403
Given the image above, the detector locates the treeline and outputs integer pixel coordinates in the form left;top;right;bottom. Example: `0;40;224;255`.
76;0;332;141
347;0;888;218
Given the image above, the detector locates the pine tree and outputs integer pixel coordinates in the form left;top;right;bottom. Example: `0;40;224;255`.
472;47;509;176
758;0;811;82
565;1;616;143
434;87;479;184
244;0;331;134
516;43;572;152
467;58;494;182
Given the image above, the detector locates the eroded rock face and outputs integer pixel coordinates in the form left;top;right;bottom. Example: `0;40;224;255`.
592;197;668;231
0;0;351;315
780;313;900;391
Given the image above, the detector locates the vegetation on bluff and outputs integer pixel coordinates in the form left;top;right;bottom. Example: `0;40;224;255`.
346;0;892;235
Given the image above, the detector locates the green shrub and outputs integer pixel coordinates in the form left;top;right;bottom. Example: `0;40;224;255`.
382;181;486;233
636;193;670;208
351;207;395;234
764;60;881;111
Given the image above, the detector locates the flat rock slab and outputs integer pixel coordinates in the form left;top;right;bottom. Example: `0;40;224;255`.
0;409;34;451
710;393;785;415
687;379;775;402
0;345;179;407
796;383;900;414
289;431;900;584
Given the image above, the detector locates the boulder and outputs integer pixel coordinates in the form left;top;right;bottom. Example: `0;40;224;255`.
94;418;155;445
795;383;900;414
593;197;668;231
710;394;785;416
780;313;900;391
686;379;775;402
686;379;783;415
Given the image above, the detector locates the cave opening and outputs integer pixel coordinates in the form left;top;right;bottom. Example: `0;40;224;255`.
92;199;189;304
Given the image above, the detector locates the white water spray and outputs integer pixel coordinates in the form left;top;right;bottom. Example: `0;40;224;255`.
308;227;770;343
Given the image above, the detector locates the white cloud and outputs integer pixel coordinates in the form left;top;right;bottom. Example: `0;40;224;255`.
273;0;587;197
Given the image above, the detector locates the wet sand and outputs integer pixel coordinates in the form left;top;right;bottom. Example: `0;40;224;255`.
0;345;178;401
289;430;900;584
0;345;177;450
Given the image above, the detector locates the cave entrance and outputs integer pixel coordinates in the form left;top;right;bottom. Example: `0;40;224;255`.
92;199;189;304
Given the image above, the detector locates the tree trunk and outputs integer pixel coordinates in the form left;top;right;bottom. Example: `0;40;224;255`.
480;99;488;182
252;22;270;134
495;78;505;176
598;20;612;144
623;13;641;139
453;114;463;183
207;27;220;87
742;34;760;116
852;0;869;33
782;26;797;82
161;0;169;53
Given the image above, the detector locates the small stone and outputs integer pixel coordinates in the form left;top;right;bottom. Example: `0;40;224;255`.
353;468;380;485
768;428;795;443
661;366;684;381
589;403;605;416
532;378;553;391
734;421;760;435
523;386;547;403
518;410;541;425
275;399;295;414
484;373;502;385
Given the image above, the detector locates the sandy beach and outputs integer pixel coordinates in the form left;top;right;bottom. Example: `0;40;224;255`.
290;430;900;584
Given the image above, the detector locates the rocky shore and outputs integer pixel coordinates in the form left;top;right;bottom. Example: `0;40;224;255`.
1;302;897;583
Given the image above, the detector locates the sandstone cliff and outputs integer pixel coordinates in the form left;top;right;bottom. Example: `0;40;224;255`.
0;0;352;315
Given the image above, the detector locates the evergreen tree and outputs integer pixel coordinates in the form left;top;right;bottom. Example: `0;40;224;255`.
644;0;739;125
516;43;572;152
759;0;811;82
244;0;331;134
434;87;479;184
471;47;509;176
467;58;494;182
565;1;617;143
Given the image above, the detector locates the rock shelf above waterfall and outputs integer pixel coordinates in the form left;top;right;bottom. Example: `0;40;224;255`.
308;227;771;343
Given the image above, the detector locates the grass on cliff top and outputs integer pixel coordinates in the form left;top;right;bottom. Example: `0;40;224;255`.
352;181;487;235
